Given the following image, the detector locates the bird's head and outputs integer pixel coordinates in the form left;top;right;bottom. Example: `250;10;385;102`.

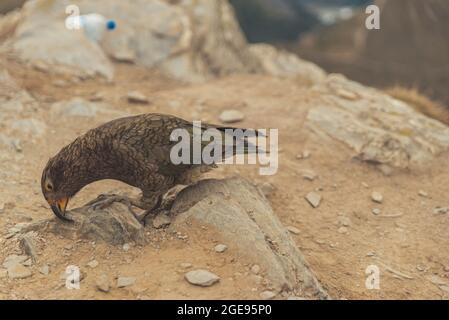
41;152;81;222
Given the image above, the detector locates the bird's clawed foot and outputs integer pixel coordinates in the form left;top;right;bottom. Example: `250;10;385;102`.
86;193;166;226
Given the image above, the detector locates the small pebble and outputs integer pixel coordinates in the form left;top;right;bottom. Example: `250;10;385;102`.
286;226;300;235
371;191;383;204
372;208;381;215
260;290;276;300
305;192;321;208
250;265;260;275
185;269;220;287
117;276;136;288
214;244;228;253
87;260;99;268
219;110;244;124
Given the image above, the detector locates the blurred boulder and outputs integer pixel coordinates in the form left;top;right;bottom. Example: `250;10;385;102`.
249;43;326;84
306;74;449;169
1;0;325;83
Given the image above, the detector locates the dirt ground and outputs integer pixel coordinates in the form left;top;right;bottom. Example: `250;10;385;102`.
1;55;449;300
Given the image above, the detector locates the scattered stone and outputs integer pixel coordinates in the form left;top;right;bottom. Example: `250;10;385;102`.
338;227;348;234
219;110;244;124
127;91;149;104
372;208;381;215
3;255;28;269
260;290;276;300
418;190;429;198
371;191;383;204
434;207;449;215
7;264;32;279
250;265;261;275
122;243;130;252
117;276;136;288
286;226;300;235
337;216;351;227
305;192;321;208
90;92;104;102
180;263;192;269
185;269;220;287
20;233;38;261
11;119;47;137
96;274;110;292
296;150;311;159
302;170;317;181
22;259;32;267
362;182;369;188
214;244;228;253
152;213;171;229
39;264;50;275
87;260;99;268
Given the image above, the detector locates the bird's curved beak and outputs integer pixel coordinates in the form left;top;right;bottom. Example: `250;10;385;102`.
49;198;72;222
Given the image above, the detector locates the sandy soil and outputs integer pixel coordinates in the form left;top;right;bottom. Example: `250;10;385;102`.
1;55;449;300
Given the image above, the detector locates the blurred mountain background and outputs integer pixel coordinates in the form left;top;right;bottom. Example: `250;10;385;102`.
230;0;449;106
1;0;448;105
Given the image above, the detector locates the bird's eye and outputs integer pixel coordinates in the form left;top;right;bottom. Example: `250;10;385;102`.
46;182;53;191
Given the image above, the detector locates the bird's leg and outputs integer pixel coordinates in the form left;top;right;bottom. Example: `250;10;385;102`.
86;194;147;223
139;192;165;226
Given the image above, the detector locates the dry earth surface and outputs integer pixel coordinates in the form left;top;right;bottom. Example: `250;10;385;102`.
0;54;449;300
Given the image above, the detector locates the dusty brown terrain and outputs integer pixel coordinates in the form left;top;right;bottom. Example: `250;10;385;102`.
1;53;449;300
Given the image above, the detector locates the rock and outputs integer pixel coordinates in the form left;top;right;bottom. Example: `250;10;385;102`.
305;192;321;208
3;254;28;269
302;170;317;181
296;150;311;160
337;216;351;227
372;208;382;215
338;227;348;234
26;202;147;246
434;207;449;215
11;119;46;137
260;290;277;300
19;232;38;261
122;243;130;252
286;226;300;235
127;91;149;104
96;274;110;292
306;76;449;169
250;265;261;275
51;98;98;117
172;178;329;298
185;269;220;287
7;264;32;279
418;190;428;198
371;192;383;204
180;263;192;269
219;110;245;124
12;1;113;80
214;244;228;253
117;276;136;288
249;43;326;84
152;213;171;229
39;264;50;275
87;260;99;268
